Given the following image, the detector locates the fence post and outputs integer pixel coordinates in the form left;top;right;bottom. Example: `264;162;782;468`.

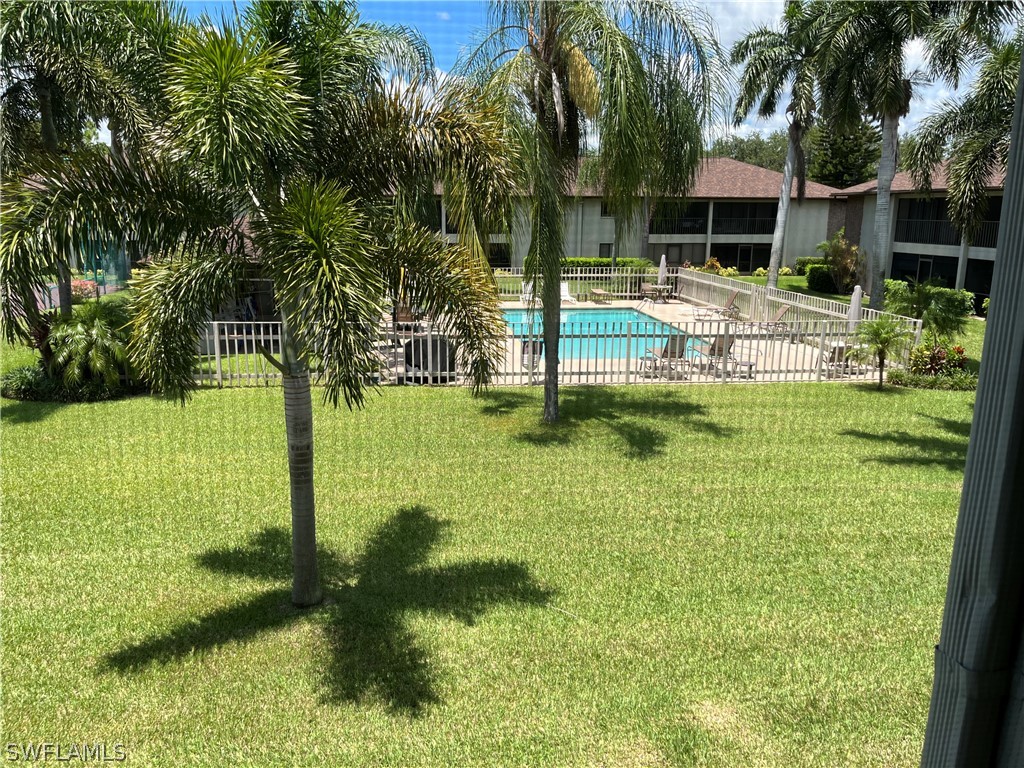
721;321;730;383
625;322;632;384
213;322;223;387
816;322;828;382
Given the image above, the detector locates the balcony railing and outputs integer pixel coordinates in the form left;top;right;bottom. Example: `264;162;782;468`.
649;217;708;235
711;217;776;236
973;220;1000;249
894;218;961;246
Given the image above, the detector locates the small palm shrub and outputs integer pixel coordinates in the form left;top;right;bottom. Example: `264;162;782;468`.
884;279;974;344
851;316;914;390
47;299;133;395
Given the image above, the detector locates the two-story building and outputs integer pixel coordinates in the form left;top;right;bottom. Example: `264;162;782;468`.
437;157;841;271
829;167;1005;310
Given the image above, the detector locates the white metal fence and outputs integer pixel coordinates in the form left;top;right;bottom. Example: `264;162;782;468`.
194;268;921;388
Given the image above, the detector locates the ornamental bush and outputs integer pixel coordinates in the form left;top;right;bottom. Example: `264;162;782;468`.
795;256;826;275
805;264;837;293
884;279;974;343
908;344;968;376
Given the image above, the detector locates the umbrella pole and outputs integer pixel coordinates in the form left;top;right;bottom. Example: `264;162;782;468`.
920;56;1024;766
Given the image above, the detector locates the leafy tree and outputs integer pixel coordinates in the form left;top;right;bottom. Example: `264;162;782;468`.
884;278;973;344
732;0;818;289
897;132;918;171
1;1;516;607
907;27;1023;240
815;227;864;293
806;117;881;188
465;0;725;423
851;315;914;389
814;0;1011;309
709;130;789;172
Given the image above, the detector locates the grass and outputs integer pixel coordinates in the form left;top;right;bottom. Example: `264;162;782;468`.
2;379;974;766
733;274;865;305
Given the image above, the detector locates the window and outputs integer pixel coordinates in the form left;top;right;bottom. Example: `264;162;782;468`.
975;197;1002;248
965;259;993;313
599;243;614;259
600;201;613;218
894;198;959;245
890;252;958;286
711;202;777;235
488;243;511;269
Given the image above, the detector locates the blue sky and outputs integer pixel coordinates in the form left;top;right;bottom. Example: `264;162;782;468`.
180;0;971;138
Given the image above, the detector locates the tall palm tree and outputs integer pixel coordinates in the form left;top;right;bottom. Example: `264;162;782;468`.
1;1;517;607
814;0;1013;309
463;0;725;423
732;0;818;290
907;27;1023;240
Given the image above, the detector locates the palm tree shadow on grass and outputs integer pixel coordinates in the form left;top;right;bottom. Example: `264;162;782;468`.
103;507;552;715
479;387;732;459
840;412;972;471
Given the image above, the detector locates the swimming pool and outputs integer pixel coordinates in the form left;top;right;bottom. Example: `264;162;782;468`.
503;308;682;359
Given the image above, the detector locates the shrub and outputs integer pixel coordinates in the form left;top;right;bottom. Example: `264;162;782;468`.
887;369;978;391
48;299;133;393
70;279;97;304
815;228;863;294
805;264;838;293
982;297;990;316
779;266;794;276
753;267;768;277
719;266;740;277
700;257;723;274
909;344;968;376
0;365;61;401
562;257;653;270
884;279;974;343
795;256;826;275
851;316;914;389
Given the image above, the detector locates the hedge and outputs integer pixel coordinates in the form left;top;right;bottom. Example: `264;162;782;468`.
805;264;838;293
562;257;654;269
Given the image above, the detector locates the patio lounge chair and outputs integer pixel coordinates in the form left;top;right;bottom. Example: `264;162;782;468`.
687;336;758;378
693;290;740;321
639;335;689;378
560;282;578;304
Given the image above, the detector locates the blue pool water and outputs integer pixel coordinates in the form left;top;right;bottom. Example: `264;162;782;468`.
503;308;685;359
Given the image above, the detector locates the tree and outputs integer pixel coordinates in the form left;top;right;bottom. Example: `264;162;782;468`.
907;27;1023;240
0;0;157;317
465;0;724;423
1;1;517;607
709;130;790;172
732;0;818;289
815;0;1013;309
806;117;881;188
850;315;913;389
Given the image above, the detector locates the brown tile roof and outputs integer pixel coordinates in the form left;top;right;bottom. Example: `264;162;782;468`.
836;163;1006;196
576;156;841;200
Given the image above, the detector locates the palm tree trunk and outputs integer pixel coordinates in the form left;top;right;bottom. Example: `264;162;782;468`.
542;276;560;423
280;318;322;607
639;197;651;262
877;351;885;389
870;113;899;310
35;74;73;319
768;139;796;289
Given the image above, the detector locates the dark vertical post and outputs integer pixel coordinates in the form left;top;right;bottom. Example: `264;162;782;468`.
920;54;1024;766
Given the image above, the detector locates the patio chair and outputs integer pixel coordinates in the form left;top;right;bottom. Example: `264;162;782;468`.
639;282;659;300
521;339;544;370
693;290;740;321
638;335;689;378
688;335;758;379
520;281;535;304
394;305;424;332
559;282;578;304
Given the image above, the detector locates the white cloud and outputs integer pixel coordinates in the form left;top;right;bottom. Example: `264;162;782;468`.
436;11;451;22
97;119;111;145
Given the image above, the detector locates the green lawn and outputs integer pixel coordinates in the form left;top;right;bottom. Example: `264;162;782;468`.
734;274;867;305
2;380;973;766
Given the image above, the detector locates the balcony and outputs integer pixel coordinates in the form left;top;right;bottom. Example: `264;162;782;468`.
893;218;961;246
711;217;776;236
973;220;1000;249
649;217;707;235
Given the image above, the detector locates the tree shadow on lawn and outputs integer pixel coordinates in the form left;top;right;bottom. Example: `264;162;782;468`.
0;399;68;425
479;387;732;460
840;412;972;471
102;507;552;716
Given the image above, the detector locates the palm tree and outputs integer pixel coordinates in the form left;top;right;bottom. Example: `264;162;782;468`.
851;315;913;389
907;27;1023;240
1;0;157;316
1;1;516;607
731;0;818;290
463;0;725;423
814;0;1013;309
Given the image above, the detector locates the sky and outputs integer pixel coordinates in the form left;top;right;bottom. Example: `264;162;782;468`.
179;0;971;139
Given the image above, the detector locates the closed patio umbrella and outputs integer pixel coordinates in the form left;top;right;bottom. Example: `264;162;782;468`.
920;55;1024;766
847;285;863;332
658;254;668;286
